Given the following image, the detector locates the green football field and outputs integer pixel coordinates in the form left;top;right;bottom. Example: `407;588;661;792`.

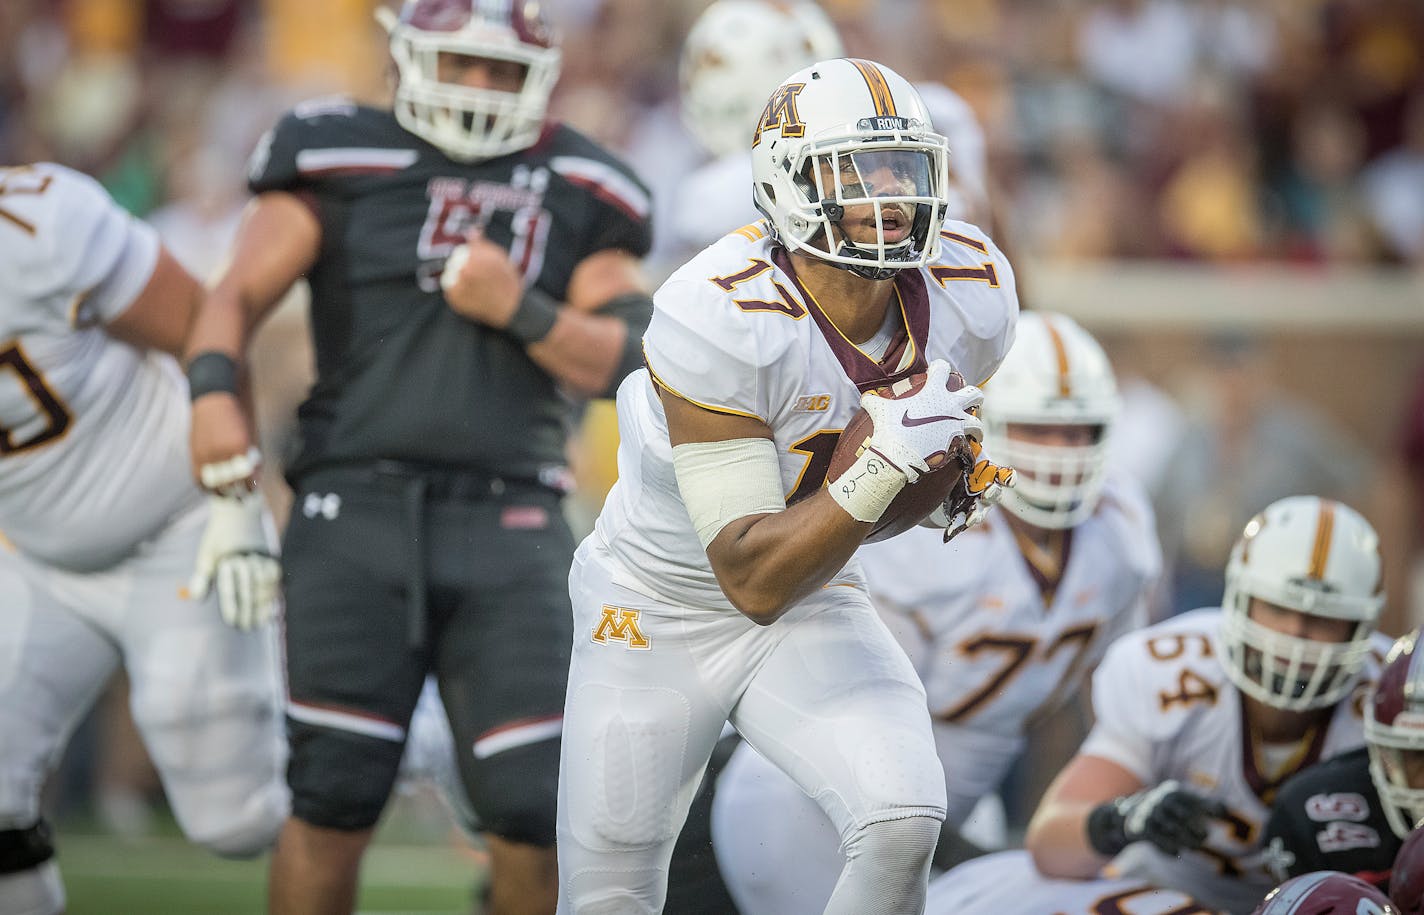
55;792;486;915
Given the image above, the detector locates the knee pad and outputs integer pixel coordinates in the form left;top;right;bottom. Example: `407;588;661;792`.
288;720;404;831
189;780;289;858
464;736;559;846
0;821;53;875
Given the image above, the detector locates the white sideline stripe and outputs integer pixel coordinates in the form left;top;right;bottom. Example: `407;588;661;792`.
550;156;651;218
288;700;406;742
472;718;562;759
296;148;419;172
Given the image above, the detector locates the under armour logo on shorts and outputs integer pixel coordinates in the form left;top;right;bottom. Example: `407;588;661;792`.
302;492;342;520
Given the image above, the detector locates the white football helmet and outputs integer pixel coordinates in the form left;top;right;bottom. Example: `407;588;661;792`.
1220;496;1384;711
680;1;818;158
378;0;561;161
751;58;950;279
981;312;1119;529
1365;631;1424;839
784;2;845;60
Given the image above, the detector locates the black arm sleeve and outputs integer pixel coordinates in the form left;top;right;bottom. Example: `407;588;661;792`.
595;292;653;397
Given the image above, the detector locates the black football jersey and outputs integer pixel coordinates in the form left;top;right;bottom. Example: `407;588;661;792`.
1264;747;1400;893
247;98;653;482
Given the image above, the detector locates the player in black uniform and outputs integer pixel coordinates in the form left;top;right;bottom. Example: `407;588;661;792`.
183;2;652;913
1265;631;1424;895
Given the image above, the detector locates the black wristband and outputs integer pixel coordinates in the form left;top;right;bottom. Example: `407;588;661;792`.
1086;800;1130;857
505;287;561;345
186;351;240;401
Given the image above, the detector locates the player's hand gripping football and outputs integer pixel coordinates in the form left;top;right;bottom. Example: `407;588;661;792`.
1088;780;1229;858
859;359;984;484
190;471;282;632
936;437;1016;541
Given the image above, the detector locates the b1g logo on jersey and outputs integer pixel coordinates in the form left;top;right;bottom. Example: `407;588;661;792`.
592;605;650;650
415;167;552;292
793;394;832;413
753;83;806;147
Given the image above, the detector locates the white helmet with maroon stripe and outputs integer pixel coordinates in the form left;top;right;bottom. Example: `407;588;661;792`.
981;312;1119;529
1220;496;1384;711
378;0;561;161
751;58;950;280
679;1;819;158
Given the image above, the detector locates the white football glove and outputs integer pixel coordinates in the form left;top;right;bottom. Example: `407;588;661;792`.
199;445;263;496
860;360;984;484
190;491;282;631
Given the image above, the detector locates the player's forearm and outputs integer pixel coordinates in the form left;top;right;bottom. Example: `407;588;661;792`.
526;309;630;397
708;491;870;623
185;283;253;363
1024;802;1110;879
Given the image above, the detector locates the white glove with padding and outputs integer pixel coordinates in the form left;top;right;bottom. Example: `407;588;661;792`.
190;490;282;631
859;359;985;484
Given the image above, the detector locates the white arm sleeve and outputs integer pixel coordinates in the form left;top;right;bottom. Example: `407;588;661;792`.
672;437;786;548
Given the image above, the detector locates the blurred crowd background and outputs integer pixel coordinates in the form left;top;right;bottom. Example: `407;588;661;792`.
4;0;1423;267
3;0;1422;890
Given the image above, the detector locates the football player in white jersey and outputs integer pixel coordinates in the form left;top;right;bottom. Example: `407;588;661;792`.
1026;495;1392;914
672;1;991;258
926;849;1223;914
556;59;1018;914
0;163;287;914
711;312;1162;914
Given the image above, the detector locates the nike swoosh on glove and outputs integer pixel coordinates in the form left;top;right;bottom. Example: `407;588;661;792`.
859;360;984;484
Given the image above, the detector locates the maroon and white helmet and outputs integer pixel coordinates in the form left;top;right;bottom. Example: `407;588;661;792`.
377;0;560;161
1367;631;1424;839
1390;825;1424;914
1251;871;1398;914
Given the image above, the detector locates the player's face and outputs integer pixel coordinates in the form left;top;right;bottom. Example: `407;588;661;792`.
1401;750;1424;789
1004;423;1099;448
1004;422;1100;487
1247;598;1356;644
814;149;932;246
1245;597;1357;702
437;52;527;92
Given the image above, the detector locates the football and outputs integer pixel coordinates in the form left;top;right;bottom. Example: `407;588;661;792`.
827;370;970;543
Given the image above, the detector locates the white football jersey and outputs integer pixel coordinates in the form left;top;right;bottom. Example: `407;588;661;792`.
596;218;1018;610
928;850;1224;915
0;163;198;569
1080;608;1392;914
861;473;1159;820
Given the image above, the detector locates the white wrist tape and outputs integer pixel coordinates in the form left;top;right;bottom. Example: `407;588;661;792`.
828;447;908;523
672;438;786;548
